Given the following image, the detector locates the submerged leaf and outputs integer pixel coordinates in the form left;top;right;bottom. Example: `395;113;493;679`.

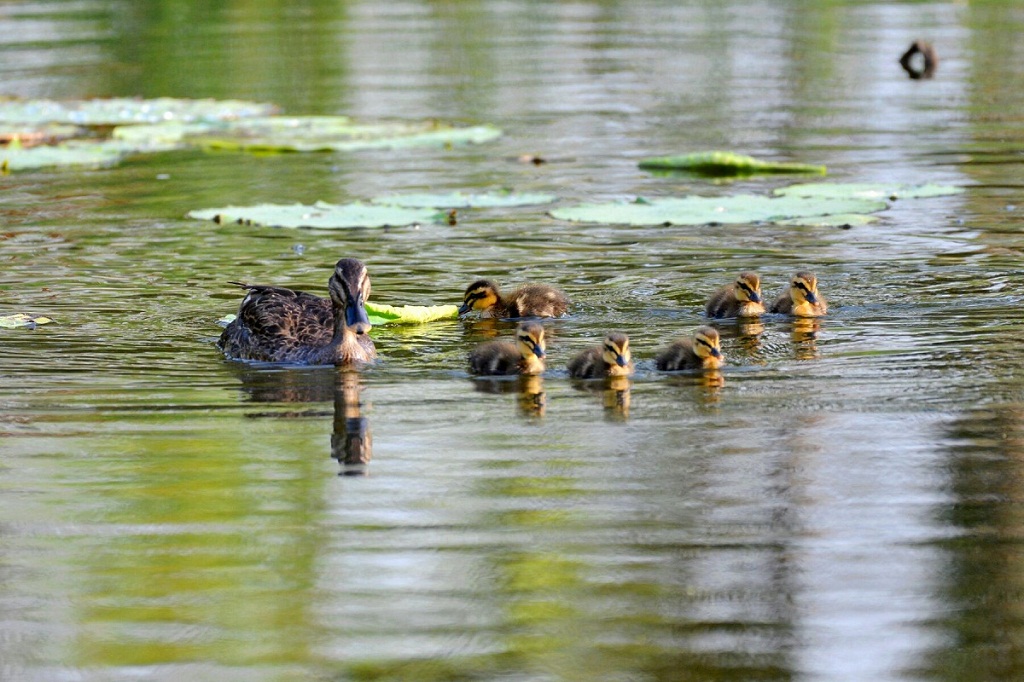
372;190;557;209
188;201;440;229
0;123;82;146
774;182;964;200
550;194;887;226
0;97;276;126
639;151;826;176
0;313;54;329
365;302;459;325
176;116;501;152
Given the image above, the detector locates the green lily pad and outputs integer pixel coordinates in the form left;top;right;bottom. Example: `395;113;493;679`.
774;182;964;200
774;213;880;227
1;141;124;171
550;194;887;226
188;201;440;229
218;305;455;327
365;302;459;325
0;313;54;329
371;190;557;209
0;97;276;126
178;116;501;152
639;151;826;176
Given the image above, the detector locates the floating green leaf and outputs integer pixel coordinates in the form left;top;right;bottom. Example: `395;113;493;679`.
0;313;54;329
1;141;124;171
372;190;557;209
639;151;826;176
774;182;964;200
550;194;887;226
365;302;459;325
177;116;501;152
188;201;440;229
0;96;276;126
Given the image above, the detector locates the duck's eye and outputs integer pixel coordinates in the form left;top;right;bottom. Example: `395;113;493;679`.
737;282;754;295
794;281;811;293
696;337;714;349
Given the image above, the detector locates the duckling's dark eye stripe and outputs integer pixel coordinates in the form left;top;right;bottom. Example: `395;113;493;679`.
737;282;755;295
795;282;811;293
696;338;714;349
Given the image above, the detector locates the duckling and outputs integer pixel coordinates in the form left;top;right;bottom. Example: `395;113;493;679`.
567;332;634;379
469;321;546;375
219;258;376;365
706;271;765;318
770;271;828;317
655;326;725;371
459;279;568;319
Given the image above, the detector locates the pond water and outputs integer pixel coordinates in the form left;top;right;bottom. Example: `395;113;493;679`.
3;1;1024;680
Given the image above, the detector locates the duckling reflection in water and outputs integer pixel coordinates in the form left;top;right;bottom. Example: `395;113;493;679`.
332;371;371;475
706;271;765;318
472;375;547;418
219;258;376;365
567;332;634;379
459;279;569;319
655;326;725;371
469;321;546;376
791;317;822;361
770;271;828;317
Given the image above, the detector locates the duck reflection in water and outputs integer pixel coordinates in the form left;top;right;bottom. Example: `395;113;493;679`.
232;366;371;475
472;375;547;418
791;317;821;361
331;371;371;475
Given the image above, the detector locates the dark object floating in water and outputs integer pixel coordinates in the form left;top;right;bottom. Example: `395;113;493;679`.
900;41;938;80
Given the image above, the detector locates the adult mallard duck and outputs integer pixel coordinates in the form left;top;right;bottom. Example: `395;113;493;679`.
458;279;568;319
770;271;828;317
218;258;376;365
469;321;546;375
706;271;765;318
655;326;724;371
567;332;634;379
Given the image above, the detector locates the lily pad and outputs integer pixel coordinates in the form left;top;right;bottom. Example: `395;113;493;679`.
365;302;459;325
1;141;124;172
774;213;880;227
0;97;276;126
774;182;964;200
639;151;826;176
371;190;557;209
1;123;82;146
179;116;502;152
550;194;887;226
188;201;440;229
0;313;54;329
218;305;456;327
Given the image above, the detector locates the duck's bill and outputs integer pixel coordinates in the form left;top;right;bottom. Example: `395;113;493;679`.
346;298;372;334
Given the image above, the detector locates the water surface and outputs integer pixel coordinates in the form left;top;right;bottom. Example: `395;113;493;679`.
3;1;1024;680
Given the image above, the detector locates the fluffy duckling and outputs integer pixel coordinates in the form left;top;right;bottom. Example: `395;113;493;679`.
469;321;546;375
770;271;828;317
706;271;765;318
655;326;725;371
459;279;568;319
567;332;634;379
219;258;376;365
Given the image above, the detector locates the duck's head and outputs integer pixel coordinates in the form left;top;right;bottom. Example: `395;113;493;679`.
459;279;500;316
789;271;820;306
735;271;762;304
602;332;631;372
329;258;372;335
693;326;724;363
516;321;546;373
